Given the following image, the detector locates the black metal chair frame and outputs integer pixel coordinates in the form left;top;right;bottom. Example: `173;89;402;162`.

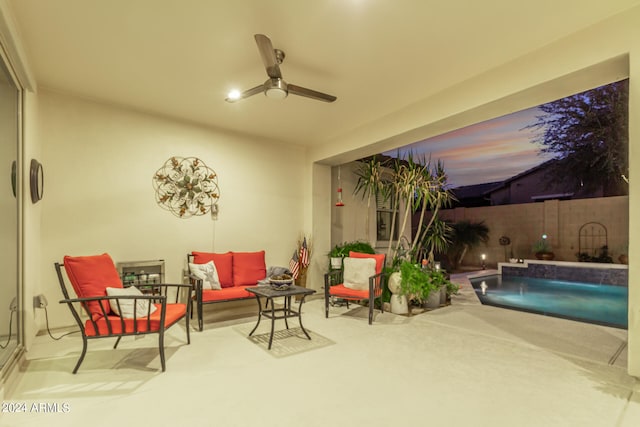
186;254;256;331
324;269;385;325
55;262;192;373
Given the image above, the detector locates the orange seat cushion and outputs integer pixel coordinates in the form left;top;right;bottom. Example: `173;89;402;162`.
84;303;187;336
192;251;234;287
64;253;123;321
349;251;385;275
232;251;266;286
201;286;255;302
329;284;381;300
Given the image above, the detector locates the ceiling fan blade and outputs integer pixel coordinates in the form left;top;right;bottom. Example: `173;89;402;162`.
225;84;264;102
254;34;282;79
288;84;337;103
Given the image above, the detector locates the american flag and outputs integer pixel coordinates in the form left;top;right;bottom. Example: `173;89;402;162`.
299;237;309;268
289;250;300;279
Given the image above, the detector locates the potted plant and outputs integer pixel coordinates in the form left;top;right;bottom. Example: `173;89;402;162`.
398;261;448;310
533;238;554;260
328;240;375;270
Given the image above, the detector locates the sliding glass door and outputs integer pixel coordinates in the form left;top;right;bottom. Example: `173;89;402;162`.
0;52;19;369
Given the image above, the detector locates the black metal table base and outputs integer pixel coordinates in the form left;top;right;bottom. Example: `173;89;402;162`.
247;285;315;350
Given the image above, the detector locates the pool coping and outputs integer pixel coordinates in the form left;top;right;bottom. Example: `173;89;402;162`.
496;259;628;273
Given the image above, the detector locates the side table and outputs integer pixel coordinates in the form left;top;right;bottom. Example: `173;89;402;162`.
246;285;316;349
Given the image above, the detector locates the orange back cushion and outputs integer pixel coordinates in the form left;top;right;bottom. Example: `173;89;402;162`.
349;251;385;275
232;251;266;286
192;251;234;288
64;253;123;320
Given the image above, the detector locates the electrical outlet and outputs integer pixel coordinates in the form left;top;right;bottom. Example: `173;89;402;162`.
34;294;48;309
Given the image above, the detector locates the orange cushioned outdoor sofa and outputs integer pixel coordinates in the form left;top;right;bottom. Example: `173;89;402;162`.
187;250;267;331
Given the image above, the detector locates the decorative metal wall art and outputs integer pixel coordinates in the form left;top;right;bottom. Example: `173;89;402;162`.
152;157;220;218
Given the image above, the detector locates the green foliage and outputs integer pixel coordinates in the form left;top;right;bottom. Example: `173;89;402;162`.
417;217;452;263
527;80;629;196
398;261;456;303
353;156;390;241
532;239;551;254
353;156;390;202
383;151;454;264
446;220;490;269
328;241;376;258
445;279;460;297
576;246;613;263
399;262;433;303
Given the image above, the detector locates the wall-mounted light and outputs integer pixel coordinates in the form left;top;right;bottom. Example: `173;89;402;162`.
481;253;486;270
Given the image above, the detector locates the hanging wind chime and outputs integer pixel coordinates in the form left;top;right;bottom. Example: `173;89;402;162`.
335;166;344;207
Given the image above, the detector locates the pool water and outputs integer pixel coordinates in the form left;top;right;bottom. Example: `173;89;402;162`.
469;275;628;329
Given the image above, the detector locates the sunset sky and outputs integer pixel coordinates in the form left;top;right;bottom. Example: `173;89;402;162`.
385;107;556;188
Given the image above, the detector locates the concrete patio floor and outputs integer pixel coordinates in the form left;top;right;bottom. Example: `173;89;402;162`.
1;273;638;426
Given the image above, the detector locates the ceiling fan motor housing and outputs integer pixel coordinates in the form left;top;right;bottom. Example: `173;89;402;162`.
225;34;336;103
264;78;288;99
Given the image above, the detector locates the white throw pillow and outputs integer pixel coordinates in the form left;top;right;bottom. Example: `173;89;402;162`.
343;257;376;291
189;261;221;290
106;286;157;318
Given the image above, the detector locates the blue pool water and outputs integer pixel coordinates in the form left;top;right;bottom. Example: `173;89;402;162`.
469;275;628;328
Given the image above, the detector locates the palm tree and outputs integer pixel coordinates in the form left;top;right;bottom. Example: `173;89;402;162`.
447;220;490;269
409;159;454;260
416;217;452;264
353;156;389;243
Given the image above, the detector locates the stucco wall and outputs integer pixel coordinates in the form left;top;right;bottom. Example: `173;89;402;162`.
35;90;308;329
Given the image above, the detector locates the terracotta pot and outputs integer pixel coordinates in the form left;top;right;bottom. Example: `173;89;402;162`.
535;252;555;261
619;254;629;265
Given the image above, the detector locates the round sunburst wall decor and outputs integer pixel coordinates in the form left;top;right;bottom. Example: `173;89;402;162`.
152;156;220;218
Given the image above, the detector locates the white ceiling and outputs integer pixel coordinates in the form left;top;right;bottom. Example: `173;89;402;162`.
7;0;640;147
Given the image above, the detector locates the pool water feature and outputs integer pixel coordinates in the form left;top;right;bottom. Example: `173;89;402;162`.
469;275;628;329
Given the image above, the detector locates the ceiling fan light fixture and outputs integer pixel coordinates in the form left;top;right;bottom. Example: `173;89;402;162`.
227;89;241;101
264;78;288;99
226;34;336;103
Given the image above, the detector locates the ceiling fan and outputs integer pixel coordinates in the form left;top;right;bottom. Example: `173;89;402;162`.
226;34;337;103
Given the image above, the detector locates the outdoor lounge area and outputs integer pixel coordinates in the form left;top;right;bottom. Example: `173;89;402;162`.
2;1;640;426
3;277;640;426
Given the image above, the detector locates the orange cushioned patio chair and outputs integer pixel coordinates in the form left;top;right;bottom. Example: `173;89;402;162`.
324;251;386;325
55;253;191;373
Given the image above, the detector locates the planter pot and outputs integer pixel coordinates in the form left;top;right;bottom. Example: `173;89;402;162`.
330;257;343;270
422;291;441;310
390;294;409;314
535;252;555;261
619;254;628;265
439;286;446;306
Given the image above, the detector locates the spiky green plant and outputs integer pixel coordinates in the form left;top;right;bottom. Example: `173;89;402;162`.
353;156;390;243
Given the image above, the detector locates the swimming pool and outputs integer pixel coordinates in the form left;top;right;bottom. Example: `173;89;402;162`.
469;275;628;329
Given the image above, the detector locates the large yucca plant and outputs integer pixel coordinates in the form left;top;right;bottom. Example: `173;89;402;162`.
353;156;390;243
